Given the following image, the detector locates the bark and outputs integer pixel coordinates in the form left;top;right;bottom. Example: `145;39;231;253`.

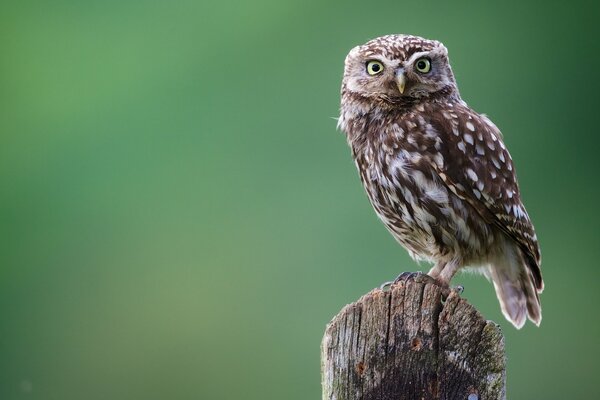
321;279;505;400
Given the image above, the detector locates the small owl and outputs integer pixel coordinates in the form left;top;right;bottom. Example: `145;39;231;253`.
338;34;543;328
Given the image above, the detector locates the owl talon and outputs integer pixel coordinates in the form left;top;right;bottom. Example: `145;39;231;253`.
453;285;465;294
390;271;439;285
379;272;419;291
393;271;419;283
381;272;457;299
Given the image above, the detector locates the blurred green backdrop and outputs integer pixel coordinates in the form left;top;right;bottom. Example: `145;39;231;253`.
1;1;598;399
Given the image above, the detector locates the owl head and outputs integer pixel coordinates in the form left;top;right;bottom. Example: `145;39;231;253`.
342;35;458;104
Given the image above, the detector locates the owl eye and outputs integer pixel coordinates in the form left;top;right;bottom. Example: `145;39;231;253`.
366;60;384;75
415;58;431;74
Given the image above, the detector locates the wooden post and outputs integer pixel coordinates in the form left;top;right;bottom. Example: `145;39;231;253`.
321;278;506;400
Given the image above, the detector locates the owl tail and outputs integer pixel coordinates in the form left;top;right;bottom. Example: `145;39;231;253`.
487;242;542;329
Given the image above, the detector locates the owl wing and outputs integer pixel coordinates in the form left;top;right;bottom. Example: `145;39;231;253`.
428;104;542;291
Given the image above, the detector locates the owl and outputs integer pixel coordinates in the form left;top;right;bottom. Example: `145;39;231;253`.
338;34;543;329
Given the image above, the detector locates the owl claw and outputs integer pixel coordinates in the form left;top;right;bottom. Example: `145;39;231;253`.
393;271;421;283
379;271;466;300
379;272;465;300
379;271;435;290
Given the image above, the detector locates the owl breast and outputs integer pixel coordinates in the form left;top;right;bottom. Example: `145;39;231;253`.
348;105;494;264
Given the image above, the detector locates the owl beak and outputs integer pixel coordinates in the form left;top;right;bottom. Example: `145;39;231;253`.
395;70;407;94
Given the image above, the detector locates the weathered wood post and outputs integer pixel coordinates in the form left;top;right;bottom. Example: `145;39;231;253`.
321;278;506;400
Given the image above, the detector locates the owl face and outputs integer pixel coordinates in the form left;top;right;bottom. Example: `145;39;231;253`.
342;35;457;103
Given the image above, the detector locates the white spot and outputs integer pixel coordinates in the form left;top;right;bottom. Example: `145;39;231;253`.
507;163;513;171
507;190;513;198
458;141;466;153
466;168;478;182
434;152;444;167
473;189;481;199
464;133;474;145
412;170;449;204
477;181;484;191
476;144;485;155
487;141;496;151
390;152;409;177
491;157;501;169
482;115;496;128
514;204;527;218
499;152;506;163
466;121;475;131
490;170;497;179
477;132;483;141
391;124;405;139
409;152;422;163
499;141;506;150
452;126;460;136
425;123;437;138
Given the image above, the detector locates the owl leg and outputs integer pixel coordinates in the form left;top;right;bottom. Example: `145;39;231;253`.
427;261;445;279
429;261;464;295
437;260;461;286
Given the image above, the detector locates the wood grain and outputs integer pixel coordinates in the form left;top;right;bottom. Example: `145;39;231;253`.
321;279;505;400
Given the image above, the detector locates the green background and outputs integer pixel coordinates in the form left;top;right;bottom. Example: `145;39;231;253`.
1;1;598;399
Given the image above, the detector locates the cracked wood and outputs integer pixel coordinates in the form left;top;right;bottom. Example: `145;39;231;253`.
321;280;506;400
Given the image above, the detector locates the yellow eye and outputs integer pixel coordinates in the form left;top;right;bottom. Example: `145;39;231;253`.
366;60;384;75
415;58;431;73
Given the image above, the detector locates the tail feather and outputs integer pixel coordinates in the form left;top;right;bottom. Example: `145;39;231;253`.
487;241;542;329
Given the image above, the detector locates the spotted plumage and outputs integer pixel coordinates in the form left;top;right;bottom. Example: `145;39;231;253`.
338;34;543;328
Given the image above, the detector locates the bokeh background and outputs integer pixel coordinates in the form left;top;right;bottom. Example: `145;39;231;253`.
1;1;598;399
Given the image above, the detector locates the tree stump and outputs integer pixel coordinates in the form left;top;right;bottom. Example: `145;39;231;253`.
321;279;505;400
